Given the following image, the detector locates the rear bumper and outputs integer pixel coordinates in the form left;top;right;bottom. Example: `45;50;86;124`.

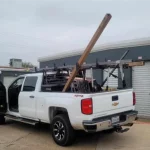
83;110;138;132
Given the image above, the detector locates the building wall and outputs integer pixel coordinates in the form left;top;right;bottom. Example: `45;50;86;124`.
40;45;150;68
118;68;132;88
39;45;150;86
0;71;28;83
10;59;22;68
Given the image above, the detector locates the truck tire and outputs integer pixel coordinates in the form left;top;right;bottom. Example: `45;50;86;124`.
51;114;75;146
0;115;5;125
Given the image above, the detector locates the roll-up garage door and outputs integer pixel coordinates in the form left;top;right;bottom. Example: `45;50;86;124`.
132;62;150;118
3;76;16;87
86;69;92;78
103;69;118;87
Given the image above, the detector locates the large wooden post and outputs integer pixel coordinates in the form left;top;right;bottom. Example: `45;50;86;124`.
63;13;112;92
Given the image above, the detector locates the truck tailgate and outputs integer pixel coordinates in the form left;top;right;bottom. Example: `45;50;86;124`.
91;89;133;114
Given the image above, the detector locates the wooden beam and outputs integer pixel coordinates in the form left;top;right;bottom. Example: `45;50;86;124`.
128;61;144;67
63;14;112;92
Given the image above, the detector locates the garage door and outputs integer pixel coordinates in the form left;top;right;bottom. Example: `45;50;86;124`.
86;69;92;78
132;62;150;118
103;69;118;87
3;76;16;87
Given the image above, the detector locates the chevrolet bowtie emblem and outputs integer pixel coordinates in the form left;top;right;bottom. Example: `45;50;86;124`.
112;102;119;106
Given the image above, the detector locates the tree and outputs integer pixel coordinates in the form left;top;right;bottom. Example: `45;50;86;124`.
22;62;35;68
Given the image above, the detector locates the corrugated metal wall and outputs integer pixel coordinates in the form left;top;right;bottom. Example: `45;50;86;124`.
103;69;118;87
132;62;150;118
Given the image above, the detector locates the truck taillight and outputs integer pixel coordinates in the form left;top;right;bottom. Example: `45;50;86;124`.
133;92;136;105
81;98;93;115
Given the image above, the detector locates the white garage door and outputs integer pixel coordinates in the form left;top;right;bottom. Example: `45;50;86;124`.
103;69;118;87
132;62;150;118
3;76;16;87
86;69;92;78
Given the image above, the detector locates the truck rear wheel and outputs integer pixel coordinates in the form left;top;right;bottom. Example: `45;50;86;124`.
0;115;5;125
51;114;75;146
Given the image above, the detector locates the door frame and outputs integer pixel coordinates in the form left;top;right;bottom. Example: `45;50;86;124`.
0;81;7;113
7;76;25;112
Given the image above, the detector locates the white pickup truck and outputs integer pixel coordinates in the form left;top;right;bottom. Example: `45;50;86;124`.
0;72;137;146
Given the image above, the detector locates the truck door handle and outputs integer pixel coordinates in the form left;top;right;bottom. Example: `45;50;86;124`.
112;95;118;101
29;95;34;98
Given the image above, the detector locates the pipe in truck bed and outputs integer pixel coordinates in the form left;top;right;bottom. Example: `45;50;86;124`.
63;13;112;92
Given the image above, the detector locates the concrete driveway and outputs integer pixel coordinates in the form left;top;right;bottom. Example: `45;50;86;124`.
0;120;150;150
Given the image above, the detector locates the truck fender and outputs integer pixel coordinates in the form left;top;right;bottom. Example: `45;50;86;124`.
49;107;69;123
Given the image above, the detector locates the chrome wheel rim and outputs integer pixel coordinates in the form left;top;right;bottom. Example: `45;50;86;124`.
53;121;65;141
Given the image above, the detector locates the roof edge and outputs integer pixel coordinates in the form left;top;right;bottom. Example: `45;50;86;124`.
38;37;150;62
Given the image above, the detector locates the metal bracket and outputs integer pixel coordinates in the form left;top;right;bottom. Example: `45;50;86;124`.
119;63;127;88
119;63;124;80
114;125;129;133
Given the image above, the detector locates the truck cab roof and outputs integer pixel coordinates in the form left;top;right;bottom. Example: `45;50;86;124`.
20;72;57;77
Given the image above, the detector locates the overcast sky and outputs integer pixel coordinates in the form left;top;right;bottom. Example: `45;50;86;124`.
0;0;150;66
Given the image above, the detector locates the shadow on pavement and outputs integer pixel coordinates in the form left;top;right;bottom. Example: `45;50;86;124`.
3;120;100;150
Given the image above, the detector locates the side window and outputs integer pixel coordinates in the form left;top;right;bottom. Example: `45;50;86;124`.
9;77;24;88
23;76;38;92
